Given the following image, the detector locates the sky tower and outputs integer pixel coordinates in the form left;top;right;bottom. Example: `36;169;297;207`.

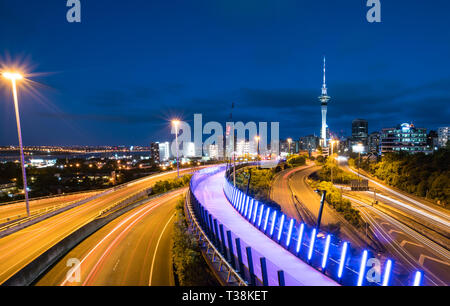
319;56;330;147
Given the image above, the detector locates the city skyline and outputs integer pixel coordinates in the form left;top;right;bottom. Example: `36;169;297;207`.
1;1;449;146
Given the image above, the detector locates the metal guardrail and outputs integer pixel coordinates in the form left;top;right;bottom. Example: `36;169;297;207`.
185;189;247;286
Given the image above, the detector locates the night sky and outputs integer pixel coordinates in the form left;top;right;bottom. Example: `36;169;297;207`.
0;0;449;146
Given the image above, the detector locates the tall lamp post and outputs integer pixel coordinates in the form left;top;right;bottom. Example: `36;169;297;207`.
353;143;365;186
3;72;30;217
254;135;260;161
172;119;180;178
287;138;292;156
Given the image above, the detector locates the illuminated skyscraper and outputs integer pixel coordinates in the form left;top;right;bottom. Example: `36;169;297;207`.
319;57;330;147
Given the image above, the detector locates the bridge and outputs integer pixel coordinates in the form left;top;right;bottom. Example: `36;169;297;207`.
187;165;424;286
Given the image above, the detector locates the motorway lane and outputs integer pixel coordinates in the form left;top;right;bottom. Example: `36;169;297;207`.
343;194;450;286
37;189;184;286
273;166;369;249
345;166;450;230
0;191;100;224
270;165;313;222
0;169;193;285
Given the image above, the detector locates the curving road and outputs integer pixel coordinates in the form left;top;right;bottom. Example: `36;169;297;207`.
271;165;371;250
343;193;450;286
0;169;193;285
36;189;185;286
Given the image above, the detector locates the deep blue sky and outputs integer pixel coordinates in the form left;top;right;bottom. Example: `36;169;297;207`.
0;0;449;145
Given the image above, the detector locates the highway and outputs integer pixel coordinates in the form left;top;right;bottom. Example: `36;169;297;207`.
271;165;371;250
0;191;100;225
272;163;450;285
345;165;450;233
0;169;194;285
343;193;450;286
36;189;184;286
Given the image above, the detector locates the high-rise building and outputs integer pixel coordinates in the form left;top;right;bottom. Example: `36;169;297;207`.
381;123;430;154
352;119;369;145
427;130;439;151
299;135;320;151
208;144;219;160
183;142;196;158
150;142;160;163
368;132;381;154
158;142;170;161
318;57;330;148
438;127;449;148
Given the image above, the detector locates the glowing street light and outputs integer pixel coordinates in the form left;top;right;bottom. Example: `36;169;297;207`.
2;71;30;217
172;119;181;178
287;138;292;155
330;139;339;155
254;135;260;160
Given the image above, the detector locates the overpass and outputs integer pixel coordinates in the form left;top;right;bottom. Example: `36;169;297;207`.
188;165;425;286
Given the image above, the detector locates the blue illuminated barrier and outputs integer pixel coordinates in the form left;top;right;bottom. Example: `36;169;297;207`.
222;167;424;286
190;166;312;286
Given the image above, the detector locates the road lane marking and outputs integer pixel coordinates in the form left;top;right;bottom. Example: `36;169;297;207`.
60;191;181;286
400;240;423;249
148;213;176;286
419;255;450;267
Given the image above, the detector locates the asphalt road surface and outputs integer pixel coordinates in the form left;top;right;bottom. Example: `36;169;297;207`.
0;191;100;224
37;189;185;286
271;165;370;249
0;169;193;284
344;193;450;286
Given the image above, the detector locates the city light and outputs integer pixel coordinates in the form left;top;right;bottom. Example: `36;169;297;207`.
171;119;181;178
3;72;23;80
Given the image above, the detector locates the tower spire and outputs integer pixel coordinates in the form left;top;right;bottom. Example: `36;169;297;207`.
322;56;327;96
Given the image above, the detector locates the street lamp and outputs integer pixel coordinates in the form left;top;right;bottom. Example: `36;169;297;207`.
254;135;260;160
2;71;30;217
171;119;181;178
330;139;339;156
353;143;365;182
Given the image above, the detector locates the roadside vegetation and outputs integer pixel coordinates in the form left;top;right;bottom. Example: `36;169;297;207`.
150;174;193;196
354;148;450;208
234;155;308;210
309;180;363;228
172;197;218;286
235;168;281;210
316;155;358;184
